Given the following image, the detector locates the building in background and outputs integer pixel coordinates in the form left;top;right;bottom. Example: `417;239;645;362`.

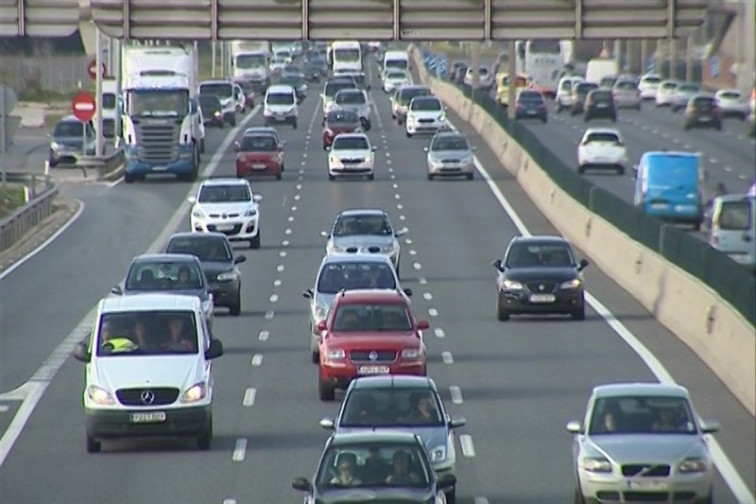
702;0;755;95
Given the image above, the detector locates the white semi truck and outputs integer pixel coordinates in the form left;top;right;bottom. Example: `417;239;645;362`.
230;41;271;91
120;44;204;183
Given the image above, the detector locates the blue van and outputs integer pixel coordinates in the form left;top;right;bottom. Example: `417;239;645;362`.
634;151;703;230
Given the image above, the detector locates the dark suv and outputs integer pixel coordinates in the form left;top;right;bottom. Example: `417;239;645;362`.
570;82;599;115
584;89;617;122
684;95;722;131
514;90;548;122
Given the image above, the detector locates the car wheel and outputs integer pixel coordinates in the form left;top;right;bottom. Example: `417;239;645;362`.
230;115;237;127
311;350;319;364
197;417;212;450
445;487;456;504
250;231;261;249
693;220;702;232
467;173;474;180
573;486;586;504
636;104;641;111
571;305;585;320
292;121;298;129
229;291;241;316
577;165;585;174
583;115;589;122
367;173;374;180
542;116;548;123
124;172;135;184
276;172;282;180
200;138;206;154
405;131;412;138
684;122;692;130
328;173;335;181
427;173;434;181
318;376;335;401
616;165;625;176
86;433;101;453
496;294;510;321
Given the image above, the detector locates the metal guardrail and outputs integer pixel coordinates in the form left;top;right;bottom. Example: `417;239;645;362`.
0;172;58;254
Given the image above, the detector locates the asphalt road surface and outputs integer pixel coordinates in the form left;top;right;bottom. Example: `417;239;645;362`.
0;54;753;504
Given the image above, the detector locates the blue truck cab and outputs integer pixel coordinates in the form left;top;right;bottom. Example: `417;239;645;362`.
634;151;703;230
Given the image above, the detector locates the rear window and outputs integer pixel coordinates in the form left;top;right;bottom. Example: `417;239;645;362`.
590;91;613;102
693;97;715;107
719;91;740;100
717;201;752;230
333;136;369;150
518;92;544;103
642;76;661;84
615;81;637;90
576;83;599;94
679;84;700;93
585;132;621;144
241;135;277;151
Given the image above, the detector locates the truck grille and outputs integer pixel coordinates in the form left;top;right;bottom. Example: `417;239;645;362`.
116;387;179;406
134;119;181;162
350;350;397;362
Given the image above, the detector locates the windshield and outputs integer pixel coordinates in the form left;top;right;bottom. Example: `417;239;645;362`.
336;91;365;105
326;110;360;125
53;121;86;137
198;184;251;203
266;92;294;105
341;388;443;427
236;53;265;69
717;201;752;230
431;135;469;151
399;88;430;105
505;242;574;268
199;83;233;98
332;136;369;150
95;310;198;356
325;81;356;98
529;39;561;54
199;95;221;110
102;93;116;109
317;262;397;294
585;132;621;144
241;135;277;152
410;98;441;111
590;91;613;103
332;303;412;332
518;92;544;103
615;81;637;90
384;59;408;71
125;260;204;291
333;214;391;236
719;91;740;100
166;237;232;262
589;396;696;435
316;444;431;488
334;48;360;62
128;89;189;117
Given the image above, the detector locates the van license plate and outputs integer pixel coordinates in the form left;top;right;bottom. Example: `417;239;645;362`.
529;294;556;303
359;365;390;375
131;412;166;423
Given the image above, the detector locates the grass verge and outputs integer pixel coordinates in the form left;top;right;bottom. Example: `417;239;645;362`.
0;185;28;219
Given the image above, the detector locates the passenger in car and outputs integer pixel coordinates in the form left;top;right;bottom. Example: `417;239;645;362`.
385;450;421;484
162;317;195;352
330;453;361;486
133;320;158;350
402;392;438;424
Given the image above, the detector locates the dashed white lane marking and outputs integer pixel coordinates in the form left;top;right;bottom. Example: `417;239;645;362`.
474;497;490;504
388;167;394;173
409;249;417;256
285;228;292;235
394;194;401;200
296;184;302;190
434;328;445;338
386;159;392;164
418;277;427;285
399;215;406;221
441;351;454;364
258;330;269;341
404;238;411;244
287;216;294;222
428;308;438;317
449;386;464;405
724;166;732;172
302;152;308;158
299;168;305;174
709;157;718;164
243;387;257;406
269;294;279;303
251;354;263;367
279;250;287;257
0;406;9;413
684;144;692;149
222;499;237;504
397;203;403;210
413;262;422;270
264;310;275;320
459;434;475;457
232;438;248;461
277;264;285;272
300;160;306;165
273;279;282;287
392;183;399;189
282;240;289;247
291;206;297;212
422;292;432;300
297;175;303;181
294;194;301;201
738;174;748;180
385;151;391;157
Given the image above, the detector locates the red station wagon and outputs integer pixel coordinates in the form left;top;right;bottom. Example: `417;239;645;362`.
317;289;429;401
322;109;362;150
235;133;284;180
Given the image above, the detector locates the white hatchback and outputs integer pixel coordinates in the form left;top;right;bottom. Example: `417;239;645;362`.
327;133;377;180
655;80;679;107
405;96;447;137
638;73;662;100
189;178;263;249
577;128;628;175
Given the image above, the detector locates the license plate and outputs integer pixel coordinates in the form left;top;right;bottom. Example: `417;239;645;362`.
699;116;711;122
651;203;667;209
274;116;287;121
597;103;608;108
252;163;267;169
152;165;168;171
131;411;166;423
627;479;667;491
527;110;537;115
215;224;235;231
529;294;556;303
358;365;390;375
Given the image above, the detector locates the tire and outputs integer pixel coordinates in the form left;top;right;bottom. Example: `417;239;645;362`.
197;417;212;450
124;172;135;184
445;487;456;504
292;121;298;129
583;115;589;122
684;122;692;130
635;104;641;111
571;305;585;320
405;131;412;138
276;172;282;180
230;115;237;127
496;294;510;321
250;231;261;249
427;173;434;181
467;173;474;180
577;165;585;174
542;116;548;123
311;350;319;364
86;433;101;453
319;376;335;401
573;486;586;504
229;291;241;316
693;220;702;232
616;165;625;176
328;173;335;181
367;173;374;180
200;138;206;154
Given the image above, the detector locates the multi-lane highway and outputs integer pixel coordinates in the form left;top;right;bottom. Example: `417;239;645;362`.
0;54;754;504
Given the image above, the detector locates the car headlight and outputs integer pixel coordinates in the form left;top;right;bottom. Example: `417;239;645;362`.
438;113;446;121
87;385;115;405
314;305;328;322
461;154;474;164
214;111;221;118
192;207;204;219
428;445;447;462
402;348;420;359
181;382;207;403
217;271;239;281
560;279;582;289
582;457;613;473
384;241;398;253
244;208;257;217
678;458;708;473
329;156;338;165
502;279;524;290
325;348;345;360
51;141;62;151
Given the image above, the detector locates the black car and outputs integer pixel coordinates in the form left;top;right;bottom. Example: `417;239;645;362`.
684;95;722;131
493;236;589;321
584;89;617;122
199;94;224;127
570;82;599;115
514;90;548;122
292;431;455;504
164;232;246;316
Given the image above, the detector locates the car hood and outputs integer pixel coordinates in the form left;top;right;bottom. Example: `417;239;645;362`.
195;202;256;215
336;426;449;458
503;267;579;282
590;434;707;464
331;235;394;250
200;260;234;278
93;355;202;391
53;136;88;147
314;486;432;504
326;333;420;348
428;149;473;161
123;287;208;301
331;149;371;159
408;110;444;120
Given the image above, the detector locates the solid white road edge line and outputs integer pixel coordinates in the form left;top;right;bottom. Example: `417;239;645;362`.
468;144;755;504
0;106;261;469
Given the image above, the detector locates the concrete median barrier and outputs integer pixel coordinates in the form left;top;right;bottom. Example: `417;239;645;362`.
409;46;756;415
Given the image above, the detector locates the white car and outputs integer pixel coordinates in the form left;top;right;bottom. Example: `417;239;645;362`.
577;128;628;175
555;76;584;112
327;133;377;181
189;178;263;249
270;56;287;74
72;293;224;453
638;73;662;100
464;66;493;90
714;89;749;120
383;69;411;93
405;95;447;137
274;49;293;64
263;84;298;129
655;80;679;107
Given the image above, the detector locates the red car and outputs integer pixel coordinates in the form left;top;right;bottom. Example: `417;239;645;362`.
316;289;429;401
235;133;284;180
322;109;362;149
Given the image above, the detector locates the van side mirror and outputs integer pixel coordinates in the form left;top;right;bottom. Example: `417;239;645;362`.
205;338;224;359
233;255;246;264
578;258;589;271
72;342;91;363
187;196;197;204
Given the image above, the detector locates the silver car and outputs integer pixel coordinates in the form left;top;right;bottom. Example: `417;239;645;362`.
302;253;411;362
671;83;701;112
567;383;719;504
321;209;408;276
612;80;642;110
319;375;466;502
333;88;372;131
424;131;476;180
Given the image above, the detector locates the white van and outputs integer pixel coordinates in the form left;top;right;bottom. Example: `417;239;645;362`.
73;293;224;453
709;194;756;268
263;84;298;128
383;50;409;73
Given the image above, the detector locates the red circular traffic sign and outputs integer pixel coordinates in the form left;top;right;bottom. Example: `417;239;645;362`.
87;59;106;80
71;92;96;122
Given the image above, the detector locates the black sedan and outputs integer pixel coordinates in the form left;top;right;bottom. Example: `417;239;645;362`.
292;431;455;504
164;232;246;316
493;236;589;320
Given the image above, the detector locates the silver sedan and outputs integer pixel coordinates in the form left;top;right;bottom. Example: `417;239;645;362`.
424;131;476;181
567;382;719;504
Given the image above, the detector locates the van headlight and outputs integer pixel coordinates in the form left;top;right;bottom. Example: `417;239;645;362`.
244;208;257;217
502;279;523;290
87;385;116;405
314;305;328;322
181;382;207;403
428;445;447;462
192;207;205;219
325;348;345;360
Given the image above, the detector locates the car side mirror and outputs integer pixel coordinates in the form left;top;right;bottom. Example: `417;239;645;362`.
187;196;197;204
448;416;466;429
111;284;124;295
234;141;241;152
566;420;583;434
72;342;91;363
423;146;429;152
316;320;327;331
493;258;504;272
578;258;589;271
700;420;720;434
372;145;378;151
253;194;262;203
394;227;409;237
303;288;314;299
291;477;312;492
403;288;413;297
205;338;224;359
319;417;335;430
320;230;329;238
416;320;430;331
437;473;457;489
234;255;246;264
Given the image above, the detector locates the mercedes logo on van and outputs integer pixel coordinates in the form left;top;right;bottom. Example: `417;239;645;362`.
539;284;546;291
221;213;228;219
140;389;155;405
368;351;378;361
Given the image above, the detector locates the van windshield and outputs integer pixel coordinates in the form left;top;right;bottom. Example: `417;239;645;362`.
267;92;294;105
96;310;199;356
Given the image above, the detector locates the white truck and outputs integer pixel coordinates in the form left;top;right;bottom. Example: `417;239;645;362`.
101;78;118;139
120;44;204;183
230;41;271;91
